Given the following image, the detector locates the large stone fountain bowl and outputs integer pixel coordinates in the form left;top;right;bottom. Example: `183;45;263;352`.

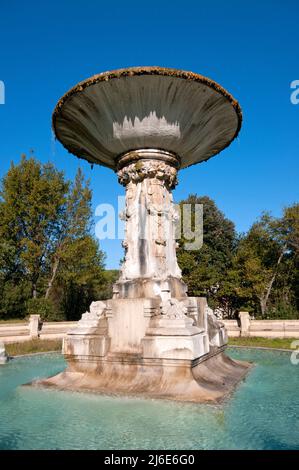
53;66;242;170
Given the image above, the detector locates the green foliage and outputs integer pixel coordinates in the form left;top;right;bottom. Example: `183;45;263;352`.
0;279;31;319
96;269;119;300
265;301;298;320
0;155;108;320
0;155;68;298
177;195;237;313
231;208;299;317
26;297;62;322
177;195;299;319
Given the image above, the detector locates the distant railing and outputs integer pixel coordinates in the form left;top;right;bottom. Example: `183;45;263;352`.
223;312;299;338
1;313;299;343
0;316;77;343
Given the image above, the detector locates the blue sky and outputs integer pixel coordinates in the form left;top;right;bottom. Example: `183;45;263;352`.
0;0;298;269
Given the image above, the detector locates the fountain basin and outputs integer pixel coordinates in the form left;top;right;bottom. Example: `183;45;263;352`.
53;66;242;169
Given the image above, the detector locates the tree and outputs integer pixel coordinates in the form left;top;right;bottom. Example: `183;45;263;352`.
52;235;106;320
45;168;98;298
0;155;68;299
268;204;299;317
177;195;237;312
96;269;119;301
280;203;299;255
232;207;299;317
0;240;31;318
176;196;299;319
0;155;107;320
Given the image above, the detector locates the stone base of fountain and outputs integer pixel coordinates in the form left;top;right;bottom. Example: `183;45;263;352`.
38;353;250;404
38;297;251;403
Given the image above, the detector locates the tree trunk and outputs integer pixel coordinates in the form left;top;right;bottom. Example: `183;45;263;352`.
261;246;286;316
45;257;60;299
260;297;266;317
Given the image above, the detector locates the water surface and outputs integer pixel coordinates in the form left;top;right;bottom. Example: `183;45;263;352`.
0;348;298;450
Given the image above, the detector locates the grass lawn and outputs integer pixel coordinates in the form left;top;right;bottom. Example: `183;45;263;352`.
228;336;298;350
5;339;62;356
0;319;27;324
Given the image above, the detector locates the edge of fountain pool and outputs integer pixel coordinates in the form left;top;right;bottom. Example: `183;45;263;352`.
8;350;62;359
227;345;293;353
8;346;293;361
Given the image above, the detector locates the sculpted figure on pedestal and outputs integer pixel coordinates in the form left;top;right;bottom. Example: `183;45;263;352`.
117;158;181;282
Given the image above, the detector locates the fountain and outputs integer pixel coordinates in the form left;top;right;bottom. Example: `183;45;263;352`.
41;67;250;402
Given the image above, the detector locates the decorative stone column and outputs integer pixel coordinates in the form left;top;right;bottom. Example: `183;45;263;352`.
29;314;42;338
113;149;187;299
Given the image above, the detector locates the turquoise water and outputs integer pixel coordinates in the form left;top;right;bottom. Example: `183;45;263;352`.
0;348;298;450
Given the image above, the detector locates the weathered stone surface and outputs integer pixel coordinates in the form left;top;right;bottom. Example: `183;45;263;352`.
117;158;178;189
29;315;42;338
105;298;158;355
239;311;251;337
38;352;251;403
63;335;110;359
64;301;110;358
0;341;8;364
113;277;187;300
38;293;249;402
116;153;183;287
206;305;228;348
69;301;107;335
